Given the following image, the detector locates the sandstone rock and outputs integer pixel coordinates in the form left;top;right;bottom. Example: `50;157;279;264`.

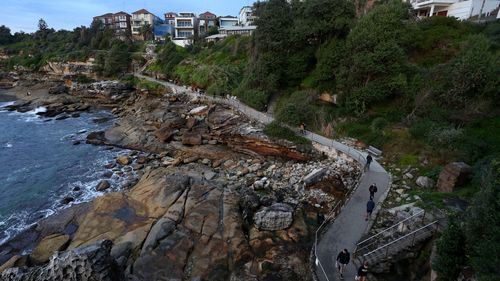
0;255;27;273
96;180;111;191
155;126;175;143
1;240;122;281
48;84;69;95
116;156;131;165
254;203;294;231
30;234;70;264
186;117;197;129
204;171;217;181
416;176;435;189
437;162;472;192
182;132;202;146
136;155;149;164
303;168;326;186
189;105;208;115
86;131;106;145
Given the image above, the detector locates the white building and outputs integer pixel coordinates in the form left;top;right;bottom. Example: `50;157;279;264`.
219;26;257;36
219;16;239;28
239;6;256;26
410;0;500;20
131;9;161;38
173;12;197;47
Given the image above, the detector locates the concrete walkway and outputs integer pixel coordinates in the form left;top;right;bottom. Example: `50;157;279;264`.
135;73;390;281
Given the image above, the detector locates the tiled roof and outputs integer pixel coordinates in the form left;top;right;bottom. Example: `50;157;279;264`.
200;11;216;17
114;11;130;16
95;13;113;18
132;9;151;15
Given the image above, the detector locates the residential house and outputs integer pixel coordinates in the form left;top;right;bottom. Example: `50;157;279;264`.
218;16;239;28
239;6;256;26
198;11;217;36
93;12;131;38
131;9;161;39
164;12;177;26
219;25;257;36
112;12;131;36
154;21;174;41
93;13;114;29
173;12;197;47
409;0;500;20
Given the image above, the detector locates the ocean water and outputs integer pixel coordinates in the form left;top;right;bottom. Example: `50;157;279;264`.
0;100;127;244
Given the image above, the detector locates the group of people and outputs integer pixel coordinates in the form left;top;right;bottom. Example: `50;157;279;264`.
333;181;378;280
336;249;369;280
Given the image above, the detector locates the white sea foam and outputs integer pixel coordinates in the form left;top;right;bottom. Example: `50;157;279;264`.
3;142;13;148
0;101;15;108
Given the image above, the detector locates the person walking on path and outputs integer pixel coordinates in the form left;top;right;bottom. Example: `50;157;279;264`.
368;183;377;200
336;249;350;279
299;123;306;135
366;199;375;221
356;261;369;281
364;154;373;171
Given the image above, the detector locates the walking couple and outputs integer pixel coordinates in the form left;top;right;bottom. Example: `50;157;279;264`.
336;249;369;280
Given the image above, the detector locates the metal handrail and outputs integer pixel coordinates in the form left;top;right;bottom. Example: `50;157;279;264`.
355;210;426;255
362;220;438;258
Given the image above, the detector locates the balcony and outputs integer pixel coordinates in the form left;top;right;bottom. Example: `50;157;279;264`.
411;0;457;7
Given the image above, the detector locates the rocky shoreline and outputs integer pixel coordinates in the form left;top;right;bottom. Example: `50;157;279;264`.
0;71;361;281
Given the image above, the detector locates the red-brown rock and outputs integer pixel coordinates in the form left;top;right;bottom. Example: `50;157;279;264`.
182;132;202;146
437;162;472;192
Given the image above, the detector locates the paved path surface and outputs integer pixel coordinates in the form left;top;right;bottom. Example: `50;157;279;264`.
136;73;390;281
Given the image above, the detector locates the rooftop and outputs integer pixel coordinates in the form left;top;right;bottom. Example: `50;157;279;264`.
132;9;152;15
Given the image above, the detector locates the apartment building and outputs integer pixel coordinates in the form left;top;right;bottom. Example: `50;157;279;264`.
218;16;239;28
92;12;131;37
131;9;161;39
112;12;131;35
172;12;197;46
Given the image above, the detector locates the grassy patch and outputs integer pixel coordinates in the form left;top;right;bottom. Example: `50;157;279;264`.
264;122;311;145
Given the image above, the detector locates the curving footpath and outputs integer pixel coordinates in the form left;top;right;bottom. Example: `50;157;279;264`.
136;73;390;281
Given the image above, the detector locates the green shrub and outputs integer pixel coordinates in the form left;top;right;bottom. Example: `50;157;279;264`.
236;89;270;111
398;154;419;166
409;119;436;139
264;122;310;145
433;218;466;281
370;117;388;132
427;126;464;148
276;90;315;126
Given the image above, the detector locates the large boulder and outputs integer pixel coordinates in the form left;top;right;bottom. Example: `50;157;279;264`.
416;176;435;189
116;156;131;165
437;162;472;193
29;234;70;264
254;203;294;231
48;85;69;95
303;168;326;186
96;180;111;192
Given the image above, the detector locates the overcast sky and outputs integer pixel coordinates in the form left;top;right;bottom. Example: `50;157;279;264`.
1;0;255;33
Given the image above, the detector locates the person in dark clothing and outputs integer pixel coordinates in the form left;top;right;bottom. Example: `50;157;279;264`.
368;183;378;200
366;199;375;221
364;154;373;171
336;249;350;279
356;261;369;281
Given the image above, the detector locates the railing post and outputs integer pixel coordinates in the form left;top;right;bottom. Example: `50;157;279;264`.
411;231;416;246
421;210;426;225
385;245;389;259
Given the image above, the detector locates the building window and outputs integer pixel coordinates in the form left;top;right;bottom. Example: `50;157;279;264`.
178;31;193;38
177;20;192;27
